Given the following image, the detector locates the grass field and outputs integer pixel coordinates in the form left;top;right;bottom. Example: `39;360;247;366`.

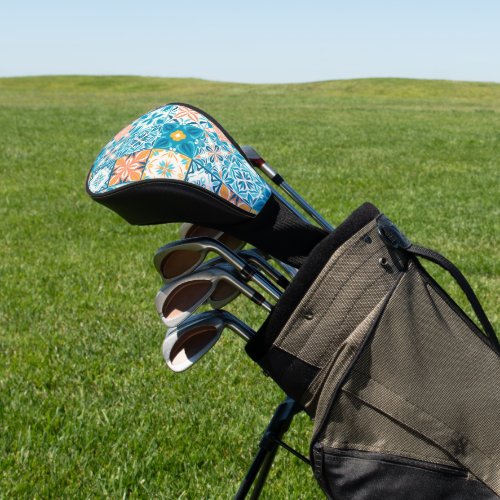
1;76;499;498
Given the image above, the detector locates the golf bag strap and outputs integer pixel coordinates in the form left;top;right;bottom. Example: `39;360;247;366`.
407;244;500;354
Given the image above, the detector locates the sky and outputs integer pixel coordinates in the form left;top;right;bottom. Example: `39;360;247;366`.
1;0;499;83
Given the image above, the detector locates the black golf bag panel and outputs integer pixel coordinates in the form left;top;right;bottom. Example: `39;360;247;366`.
246;203;500;499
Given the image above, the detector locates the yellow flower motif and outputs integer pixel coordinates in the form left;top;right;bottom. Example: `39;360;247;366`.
170;130;186;141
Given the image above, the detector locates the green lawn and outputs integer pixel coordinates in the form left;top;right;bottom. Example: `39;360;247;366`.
1;76;498;498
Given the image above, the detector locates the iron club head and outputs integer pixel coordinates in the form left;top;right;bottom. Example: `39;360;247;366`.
155;265;273;328
161;310;255;372
153;237;282;300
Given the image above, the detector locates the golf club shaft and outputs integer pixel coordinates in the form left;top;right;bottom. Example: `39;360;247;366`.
249;270;282;301
162;310;256;372
227;321;255;342
157;268;275;325
280;180;333;230
160;237;283;301
242;145;334;231
179;224;297;284
213;270;276;312
274;259;298;278
219;310;256;342
237;284;274;313
241;250;289;289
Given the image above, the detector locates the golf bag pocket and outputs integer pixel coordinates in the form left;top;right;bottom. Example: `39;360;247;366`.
246;202;500;499
313;446;495;500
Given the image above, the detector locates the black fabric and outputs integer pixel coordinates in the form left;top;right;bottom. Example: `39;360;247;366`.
246;202;380;361
89;178;253;226
406;244;500;353
217;194;328;267
314;447;498;500
259;346;320;403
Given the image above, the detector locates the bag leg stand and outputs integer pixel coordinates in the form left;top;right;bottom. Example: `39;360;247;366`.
235;397;309;499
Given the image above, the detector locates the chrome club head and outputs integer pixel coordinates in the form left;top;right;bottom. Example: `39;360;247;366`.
155;265;273;328
161;310;255;372
153;237;281;300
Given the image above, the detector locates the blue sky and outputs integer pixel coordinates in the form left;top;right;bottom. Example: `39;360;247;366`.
1;0;499;83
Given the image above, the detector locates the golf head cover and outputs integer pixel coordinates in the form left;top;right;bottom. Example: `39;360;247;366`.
87;103;327;266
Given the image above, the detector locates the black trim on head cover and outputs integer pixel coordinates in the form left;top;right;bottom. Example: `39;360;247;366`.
90;178;254;226
246;202;380;361
93;184;327;266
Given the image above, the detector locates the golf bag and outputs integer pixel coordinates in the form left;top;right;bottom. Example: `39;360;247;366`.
246;202;500;499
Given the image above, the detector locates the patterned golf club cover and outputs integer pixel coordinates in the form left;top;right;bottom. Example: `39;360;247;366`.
87;103;272;214
86;103;327;266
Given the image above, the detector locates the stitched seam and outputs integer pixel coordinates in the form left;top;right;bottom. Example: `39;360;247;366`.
346;371;495;467
321;441;461;468
322;452;467;481
297;275;393;402
282;220;378;320
309;277;403;450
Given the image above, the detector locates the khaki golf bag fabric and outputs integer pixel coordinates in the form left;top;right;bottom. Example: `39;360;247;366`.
247;204;500;499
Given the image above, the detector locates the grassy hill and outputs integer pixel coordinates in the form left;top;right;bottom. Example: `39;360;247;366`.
1;76;498;498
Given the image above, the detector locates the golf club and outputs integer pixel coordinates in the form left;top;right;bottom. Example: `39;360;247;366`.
207;264;251;309
273;259;298;279
189;257;245;309
166;257;248;310
242;145;334;231
155;266;274;328
164;256;281;310
206;246;291;288
179;223;245;252
199;250;290;294
162;310;255;372
236;249;289;289
153;237;282;300
179;224;296;282
189;257;285;310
